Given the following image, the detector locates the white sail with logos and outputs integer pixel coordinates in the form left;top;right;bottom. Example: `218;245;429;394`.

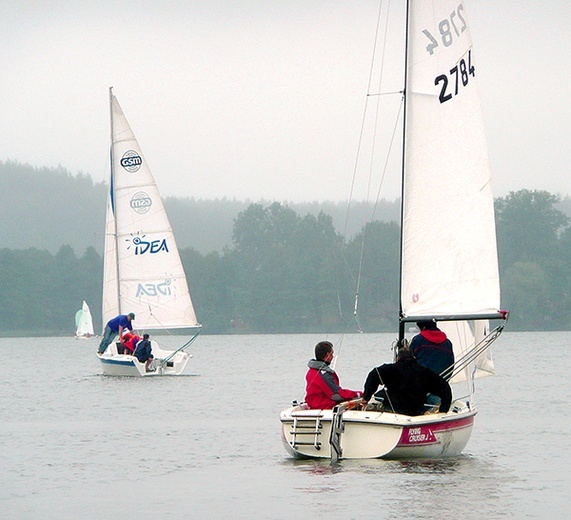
99;88;200;376
102;91;200;332
400;1;501;321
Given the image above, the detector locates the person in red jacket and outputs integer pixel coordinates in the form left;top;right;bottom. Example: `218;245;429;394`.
304;341;362;409
121;332;142;355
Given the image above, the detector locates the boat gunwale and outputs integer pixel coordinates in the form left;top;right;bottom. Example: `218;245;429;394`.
281;405;477;428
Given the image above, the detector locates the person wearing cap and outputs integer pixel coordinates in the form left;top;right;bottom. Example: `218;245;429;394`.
304;341;363;409
362;347;452;416
97;312;135;355
409;319;454;378
133;333;154;372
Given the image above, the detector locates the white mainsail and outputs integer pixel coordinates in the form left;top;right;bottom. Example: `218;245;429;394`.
75;300;94;337
401;0;501;320
102;90;200;332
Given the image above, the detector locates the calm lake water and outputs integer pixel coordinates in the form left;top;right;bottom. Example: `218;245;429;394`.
1;331;569;519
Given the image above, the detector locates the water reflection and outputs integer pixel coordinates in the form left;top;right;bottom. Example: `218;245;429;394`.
281;458;346;475
280;454;517;519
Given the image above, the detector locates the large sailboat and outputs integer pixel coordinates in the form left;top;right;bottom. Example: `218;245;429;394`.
280;0;508;459
98;88;201;376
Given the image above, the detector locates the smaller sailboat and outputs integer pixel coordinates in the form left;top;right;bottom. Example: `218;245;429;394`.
98;88;201;376
74;301;95;339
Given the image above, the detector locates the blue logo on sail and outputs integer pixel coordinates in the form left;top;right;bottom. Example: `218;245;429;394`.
136;279;173;297
120;150;142;172
126;233;169;255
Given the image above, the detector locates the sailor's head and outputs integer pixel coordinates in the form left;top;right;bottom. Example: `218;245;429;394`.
314;341;334;362
128;312;135;320
416;319;437;330
143;333;149;340
397;347;414;361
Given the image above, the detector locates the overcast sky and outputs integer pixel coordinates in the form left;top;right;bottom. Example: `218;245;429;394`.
1;0;569;202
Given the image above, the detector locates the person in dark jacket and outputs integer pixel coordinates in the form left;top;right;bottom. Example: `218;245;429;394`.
362;347;452;416
409;320;454;378
304;341;362;409
133;333;154;372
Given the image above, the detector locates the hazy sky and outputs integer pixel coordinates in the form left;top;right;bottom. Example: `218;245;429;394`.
1;0;569;202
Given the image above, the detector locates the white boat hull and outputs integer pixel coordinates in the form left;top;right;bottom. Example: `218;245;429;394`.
98;341;192;377
280;400;475;460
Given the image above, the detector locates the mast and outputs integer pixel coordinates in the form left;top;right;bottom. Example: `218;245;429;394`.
109;86;121;316
397;0;411;344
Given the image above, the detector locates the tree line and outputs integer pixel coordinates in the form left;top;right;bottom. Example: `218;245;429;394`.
1;188;570;335
0;160;400;256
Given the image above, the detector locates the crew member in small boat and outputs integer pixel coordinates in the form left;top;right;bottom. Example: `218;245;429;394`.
133;333;154;372
305;341;362;409
97;312;135;355
121;332;142;355
362;347;452;416
409;320;454;378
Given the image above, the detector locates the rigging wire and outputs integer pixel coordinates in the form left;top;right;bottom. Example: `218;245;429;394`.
341;0;403;334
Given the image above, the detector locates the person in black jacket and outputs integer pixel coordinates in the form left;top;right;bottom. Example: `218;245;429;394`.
362;347;452;416
134;333;154;372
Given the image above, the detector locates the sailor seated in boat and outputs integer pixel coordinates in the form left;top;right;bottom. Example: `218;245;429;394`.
133;334;155;372
362;347;452;416
409;320;454;378
304;341;362;409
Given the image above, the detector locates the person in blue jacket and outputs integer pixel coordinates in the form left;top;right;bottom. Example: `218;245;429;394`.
409;320;454;378
97;313;135;354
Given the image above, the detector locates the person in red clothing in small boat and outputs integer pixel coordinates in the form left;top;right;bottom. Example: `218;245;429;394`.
121;332;142;355
304;341;362;409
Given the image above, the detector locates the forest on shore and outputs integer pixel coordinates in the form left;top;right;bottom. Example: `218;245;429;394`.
1;161;571;335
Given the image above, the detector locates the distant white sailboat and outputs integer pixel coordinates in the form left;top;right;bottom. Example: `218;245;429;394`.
280;0;508;460
98;88;201;376
75;301;94;339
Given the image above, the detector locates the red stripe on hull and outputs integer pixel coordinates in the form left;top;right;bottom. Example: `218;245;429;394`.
397;415;474;446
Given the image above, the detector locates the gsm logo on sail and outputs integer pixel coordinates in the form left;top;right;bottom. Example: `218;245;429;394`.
130;191;152;214
120;150;142;172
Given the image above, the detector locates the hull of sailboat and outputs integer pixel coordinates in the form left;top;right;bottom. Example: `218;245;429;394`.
280;401;476;460
98;342;192;377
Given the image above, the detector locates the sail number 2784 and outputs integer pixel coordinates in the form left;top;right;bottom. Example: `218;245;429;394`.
434;50;475;103
421;4;475;104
